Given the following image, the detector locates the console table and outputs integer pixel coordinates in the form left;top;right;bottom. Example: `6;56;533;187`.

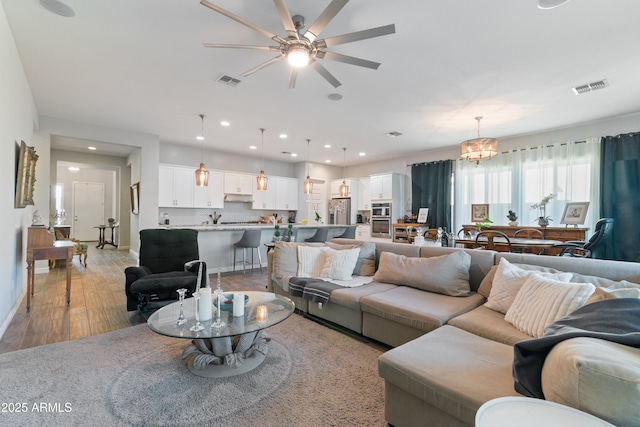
26;226;75;311
94;224;118;249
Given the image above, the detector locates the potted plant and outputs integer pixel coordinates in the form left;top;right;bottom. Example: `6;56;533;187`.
471;215;493;237
273;224;281;242
286;224;294;242
531;193;555;227
506;210;518;226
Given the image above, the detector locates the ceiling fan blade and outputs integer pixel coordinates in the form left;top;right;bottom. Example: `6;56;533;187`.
316;24;396;49
274;0;299;40
310;60;342;88
202;43;280;51
317;51;381;70
303;0;349;43
241;55;285;77
288;67;298;89
200;0;286;44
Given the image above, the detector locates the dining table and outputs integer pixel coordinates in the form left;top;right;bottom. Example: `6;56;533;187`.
455;236;564;254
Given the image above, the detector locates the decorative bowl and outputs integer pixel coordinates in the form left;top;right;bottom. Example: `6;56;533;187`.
215;294;249;311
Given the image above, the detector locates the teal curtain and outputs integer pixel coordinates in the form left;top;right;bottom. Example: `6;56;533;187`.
411;160;452;230
600;132;640;261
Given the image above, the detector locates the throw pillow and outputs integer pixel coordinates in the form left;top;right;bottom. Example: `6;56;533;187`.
320;247;361;280
272;242;324;279
505;275;595;338
296;245;330;278
485;258;573;314
325;241;376;276
372;250;471;297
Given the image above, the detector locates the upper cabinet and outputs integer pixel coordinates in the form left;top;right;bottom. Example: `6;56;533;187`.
370;173;400;201
330;178;358;198
252;179;276;210
193;170;224;209
224;172;254;195
159;165;195;207
358;177;371;210
275;177;298;210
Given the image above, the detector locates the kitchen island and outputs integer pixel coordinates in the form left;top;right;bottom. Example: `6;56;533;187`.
161;224;352;276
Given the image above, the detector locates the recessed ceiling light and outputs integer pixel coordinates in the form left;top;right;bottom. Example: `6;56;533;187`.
196;135;204;141
220;121;230;126
39;0;75;17
291;153;297;157
538;0;570;9
88;146;97;150
249;145;257;150
325;160;331;163
324;144;331;148
359;152;366;156
279;134;288;139
327;93;343;101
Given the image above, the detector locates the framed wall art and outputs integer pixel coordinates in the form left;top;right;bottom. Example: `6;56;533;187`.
560;202;589;225
130;182;140;215
15;140;38;208
471;204;489;222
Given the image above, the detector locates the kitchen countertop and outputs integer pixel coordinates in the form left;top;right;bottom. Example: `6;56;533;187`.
161;223;353;232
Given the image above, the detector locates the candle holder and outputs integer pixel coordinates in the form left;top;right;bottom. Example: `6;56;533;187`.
176;288;187;325
256;305;268;323
212;293;226;329
189;291;204;332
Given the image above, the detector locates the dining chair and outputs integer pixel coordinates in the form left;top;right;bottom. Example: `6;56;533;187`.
513;228;544;254
423;228;440;240
475;230;512;252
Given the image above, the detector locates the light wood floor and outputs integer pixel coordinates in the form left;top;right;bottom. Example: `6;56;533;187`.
0;244;268;354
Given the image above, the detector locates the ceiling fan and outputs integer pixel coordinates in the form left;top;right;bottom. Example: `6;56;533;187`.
200;0;395;88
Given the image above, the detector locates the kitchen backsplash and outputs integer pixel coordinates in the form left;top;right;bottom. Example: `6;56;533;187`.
158;203;293;226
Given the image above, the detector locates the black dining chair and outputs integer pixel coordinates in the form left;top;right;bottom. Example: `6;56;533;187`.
553;218;614;259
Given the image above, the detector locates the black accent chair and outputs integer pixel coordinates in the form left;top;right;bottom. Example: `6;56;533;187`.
125;228;206;312
553;218;614;259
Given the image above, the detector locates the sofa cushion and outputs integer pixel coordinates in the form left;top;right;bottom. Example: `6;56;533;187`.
447;305;532;346
325;241;376;276
271;242;324;279
324;281;397;311
320;247;361;280
477;262;564;299
541;337;640;427
360;286;484;333
485;258;573;314
419;246;496;292
296;245;330;277
372;251;472;297
505;275;595;338
378;325;521;427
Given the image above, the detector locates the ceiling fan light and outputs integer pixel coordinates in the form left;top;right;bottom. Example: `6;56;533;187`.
195;163;210;187
287;45;310;67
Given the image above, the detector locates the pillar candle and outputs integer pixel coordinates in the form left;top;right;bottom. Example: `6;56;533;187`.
198;287;212;321
233;292;245;317
256;305;268;323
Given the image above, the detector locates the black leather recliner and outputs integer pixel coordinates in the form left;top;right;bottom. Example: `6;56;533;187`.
125;228;206;311
553;218;614;259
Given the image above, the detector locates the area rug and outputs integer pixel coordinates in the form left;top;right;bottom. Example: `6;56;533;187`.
0;314;385;426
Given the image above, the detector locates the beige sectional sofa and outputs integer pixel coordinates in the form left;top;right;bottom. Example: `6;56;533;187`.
266;238;640;427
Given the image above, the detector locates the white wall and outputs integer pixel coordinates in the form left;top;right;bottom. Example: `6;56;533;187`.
0;3;39;337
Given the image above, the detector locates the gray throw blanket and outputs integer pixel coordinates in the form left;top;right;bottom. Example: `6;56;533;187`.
513;298;640;398
288;277;342;305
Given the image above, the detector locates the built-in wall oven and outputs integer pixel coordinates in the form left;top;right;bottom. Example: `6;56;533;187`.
371;202;392;238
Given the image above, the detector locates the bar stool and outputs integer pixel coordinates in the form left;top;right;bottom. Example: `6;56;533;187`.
305;228;330;242
233;229;262;274
336;225;356;239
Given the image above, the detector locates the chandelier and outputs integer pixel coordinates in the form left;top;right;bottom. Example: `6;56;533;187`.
460;116;498;165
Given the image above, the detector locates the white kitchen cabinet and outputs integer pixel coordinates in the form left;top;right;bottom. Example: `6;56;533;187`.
330;178;358;198
158;164;195;207
358;177;371;210
252;179;276;210
370;173;400;201
275;177;298;210
224;172;254;195
356;224;371;241
193;170;224;208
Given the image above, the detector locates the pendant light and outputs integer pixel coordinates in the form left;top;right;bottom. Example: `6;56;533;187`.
256;128;268;191
195;114;209;187
460;116;498;165
303;139;313;194
339;147;348;197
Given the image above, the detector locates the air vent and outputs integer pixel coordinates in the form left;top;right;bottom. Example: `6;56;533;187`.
385;131;403;137
217;75;241;87
572;79;608;95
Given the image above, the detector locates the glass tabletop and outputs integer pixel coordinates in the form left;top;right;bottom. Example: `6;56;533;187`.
147;291;295;339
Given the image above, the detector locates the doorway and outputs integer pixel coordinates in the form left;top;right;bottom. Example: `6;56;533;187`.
306;179;327;224
72;181;105;241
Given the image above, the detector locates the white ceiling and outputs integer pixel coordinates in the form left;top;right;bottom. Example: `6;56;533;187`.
4;0;640;165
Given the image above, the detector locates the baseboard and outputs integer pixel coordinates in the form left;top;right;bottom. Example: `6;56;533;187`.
0;286;27;341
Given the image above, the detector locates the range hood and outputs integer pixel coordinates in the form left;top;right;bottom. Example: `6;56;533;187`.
224;194;254;203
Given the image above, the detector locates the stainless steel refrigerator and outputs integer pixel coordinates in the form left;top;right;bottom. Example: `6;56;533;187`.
329;198;351;225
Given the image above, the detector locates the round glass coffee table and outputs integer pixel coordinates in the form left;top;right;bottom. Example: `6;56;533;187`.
147;291;294;378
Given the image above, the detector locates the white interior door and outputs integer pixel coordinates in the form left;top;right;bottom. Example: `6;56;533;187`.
72;181;105;241
306;179;327;224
